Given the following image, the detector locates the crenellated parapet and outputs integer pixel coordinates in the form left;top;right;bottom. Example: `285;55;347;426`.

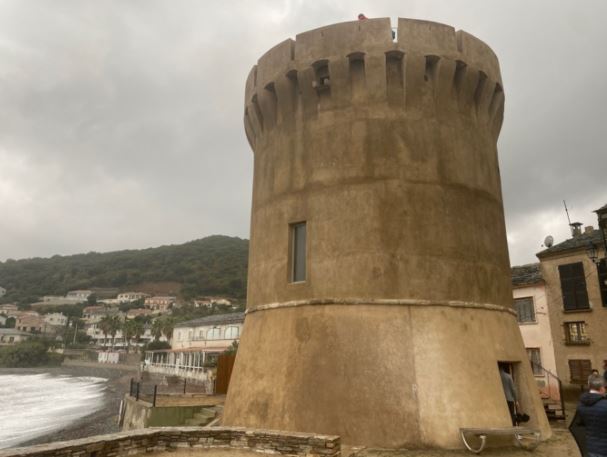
244;18;505;149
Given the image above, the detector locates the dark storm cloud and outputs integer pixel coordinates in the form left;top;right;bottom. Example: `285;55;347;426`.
0;0;605;265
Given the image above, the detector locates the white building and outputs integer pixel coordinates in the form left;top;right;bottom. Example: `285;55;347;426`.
87;324;159;348
144;296;175;314
512;263;562;417
117;292;150;302
0;328;32;346
193;297;232;308
66;290;93;301
44;312;68;327
144;313;244;386
0;286;6;297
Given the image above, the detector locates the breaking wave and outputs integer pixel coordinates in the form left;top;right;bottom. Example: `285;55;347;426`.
0;373;106;449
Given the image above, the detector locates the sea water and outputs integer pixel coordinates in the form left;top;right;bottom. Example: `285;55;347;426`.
0;373;107;449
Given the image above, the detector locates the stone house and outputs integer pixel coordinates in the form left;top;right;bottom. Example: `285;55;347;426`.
16;313;51;334
537;221;607;389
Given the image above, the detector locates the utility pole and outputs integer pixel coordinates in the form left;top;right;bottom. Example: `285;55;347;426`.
72;321;78;345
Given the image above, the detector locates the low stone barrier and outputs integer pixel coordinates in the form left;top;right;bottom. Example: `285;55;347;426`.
0;427;340;457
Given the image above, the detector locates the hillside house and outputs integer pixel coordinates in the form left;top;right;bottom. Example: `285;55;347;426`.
0;328;32;345
118;292;150;302
44;312;68;327
16;313;54;334
126;308;153;319
0;286;6;297
66;290;93;301
144;296;175;314
0;304;18;314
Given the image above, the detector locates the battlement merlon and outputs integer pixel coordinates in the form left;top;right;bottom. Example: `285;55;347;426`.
244;17;502;105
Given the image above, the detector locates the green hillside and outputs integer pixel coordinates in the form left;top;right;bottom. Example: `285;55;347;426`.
0;235;248;305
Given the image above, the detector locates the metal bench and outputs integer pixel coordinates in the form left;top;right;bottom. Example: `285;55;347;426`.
460;427;541;454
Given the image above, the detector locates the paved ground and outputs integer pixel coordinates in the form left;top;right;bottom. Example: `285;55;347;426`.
150;449;259;457
343;428;579;457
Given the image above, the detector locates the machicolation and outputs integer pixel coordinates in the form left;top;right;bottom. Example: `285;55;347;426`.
244;18;505;148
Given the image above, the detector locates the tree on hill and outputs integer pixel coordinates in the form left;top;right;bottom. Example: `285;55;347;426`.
0;235;248;306
151;319;163;342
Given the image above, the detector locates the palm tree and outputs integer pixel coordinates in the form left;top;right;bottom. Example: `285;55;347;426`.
161;317;175;342
108;315;121;350
99;315;113;349
122;319;137;353
151;318;163;341
132;320;145;352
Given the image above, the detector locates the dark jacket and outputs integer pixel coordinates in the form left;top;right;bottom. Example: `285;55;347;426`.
570;392;607;456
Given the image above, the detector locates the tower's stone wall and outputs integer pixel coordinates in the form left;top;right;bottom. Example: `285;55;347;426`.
224;18;551;449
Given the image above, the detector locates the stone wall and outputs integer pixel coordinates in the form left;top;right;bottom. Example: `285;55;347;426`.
0;427;340;457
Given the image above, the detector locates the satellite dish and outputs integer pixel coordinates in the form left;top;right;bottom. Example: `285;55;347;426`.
544;235;554;248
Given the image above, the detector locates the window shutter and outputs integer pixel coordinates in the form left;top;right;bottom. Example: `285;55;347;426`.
569;360;582;382
559;262;589;310
598;259;607;307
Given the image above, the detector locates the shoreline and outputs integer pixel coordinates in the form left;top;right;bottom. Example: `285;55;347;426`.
0;363;138;448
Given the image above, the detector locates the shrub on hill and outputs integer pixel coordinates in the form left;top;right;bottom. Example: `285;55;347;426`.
0;340;64;368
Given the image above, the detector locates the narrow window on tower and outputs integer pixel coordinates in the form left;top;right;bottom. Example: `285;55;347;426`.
290;222;307;283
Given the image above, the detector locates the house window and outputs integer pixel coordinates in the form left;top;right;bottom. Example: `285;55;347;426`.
225;326;239;339
526;348;542;375
558;262;589;310
514;297;535;323
565;321;589;345
290;222;307;283
598;259;607;307
569;359;592;384
206;327;221;340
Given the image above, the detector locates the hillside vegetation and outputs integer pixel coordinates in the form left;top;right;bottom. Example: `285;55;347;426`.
0;235;248;305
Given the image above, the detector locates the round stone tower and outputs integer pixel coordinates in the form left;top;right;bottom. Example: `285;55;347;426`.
223;18;551;448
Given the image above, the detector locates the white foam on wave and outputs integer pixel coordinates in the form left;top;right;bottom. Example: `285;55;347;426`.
0;373;107;449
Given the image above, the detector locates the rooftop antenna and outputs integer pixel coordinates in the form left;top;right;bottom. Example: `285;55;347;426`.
563;200;583;237
563;200;572;226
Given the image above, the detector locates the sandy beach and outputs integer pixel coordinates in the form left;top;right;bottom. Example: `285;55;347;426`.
0;362;137;447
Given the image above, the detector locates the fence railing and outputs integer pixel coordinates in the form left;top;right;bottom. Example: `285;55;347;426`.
129;378;159;406
128;378;210;406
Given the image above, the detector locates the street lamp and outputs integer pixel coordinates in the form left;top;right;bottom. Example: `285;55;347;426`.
586;241;599;265
596;204;607;254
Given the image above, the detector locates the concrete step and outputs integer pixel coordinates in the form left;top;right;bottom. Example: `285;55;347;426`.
193;410;216;420
185;418;207;426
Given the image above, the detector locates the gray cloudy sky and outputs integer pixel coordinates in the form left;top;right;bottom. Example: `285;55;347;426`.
0;0;606;265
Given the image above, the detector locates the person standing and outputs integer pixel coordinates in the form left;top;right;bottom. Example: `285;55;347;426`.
570;376;607;457
589;369;601;387
499;364;518;426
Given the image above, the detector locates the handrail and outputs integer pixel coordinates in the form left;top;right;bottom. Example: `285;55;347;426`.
530;360;565;420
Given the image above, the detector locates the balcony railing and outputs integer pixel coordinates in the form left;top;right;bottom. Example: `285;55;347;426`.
565;337;591;346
